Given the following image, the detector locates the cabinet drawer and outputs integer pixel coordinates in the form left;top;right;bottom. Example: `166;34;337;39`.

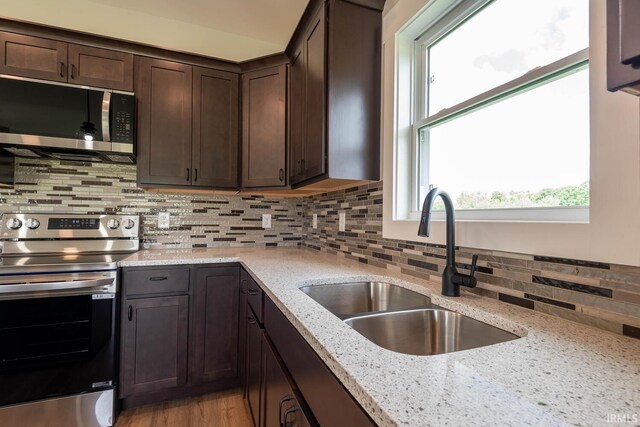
123;267;190;296
247;276;264;323
264;298;375;427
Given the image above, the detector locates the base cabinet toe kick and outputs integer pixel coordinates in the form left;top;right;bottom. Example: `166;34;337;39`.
117;263;374;427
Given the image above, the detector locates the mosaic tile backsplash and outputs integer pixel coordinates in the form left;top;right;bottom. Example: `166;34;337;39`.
0;158;304;249
1;159;639;338
302;182;640;339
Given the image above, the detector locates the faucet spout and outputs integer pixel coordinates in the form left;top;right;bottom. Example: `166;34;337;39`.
418;187;478;297
418;187;456;268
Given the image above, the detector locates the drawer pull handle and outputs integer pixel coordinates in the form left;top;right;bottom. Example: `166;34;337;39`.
128;305;133;321
279;395;294;426
70;64;76;79
283;405;299;427
279;168;284;182
149;276;168;281
248;289;259;295
60;62;65;78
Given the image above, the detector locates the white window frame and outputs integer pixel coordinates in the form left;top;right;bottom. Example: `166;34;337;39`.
406;0;590;222
381;0;640;266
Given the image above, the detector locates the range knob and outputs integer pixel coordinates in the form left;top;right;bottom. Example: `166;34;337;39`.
25;218;41;229
106;219;120;230
122;219;136;230
6;218;22;230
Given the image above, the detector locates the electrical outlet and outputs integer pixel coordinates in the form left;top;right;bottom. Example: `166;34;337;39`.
158;212;170;229
262;214;272;229
338;212;346;232
312;214;318;229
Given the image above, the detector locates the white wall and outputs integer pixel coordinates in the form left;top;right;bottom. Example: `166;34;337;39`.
382;0;640;266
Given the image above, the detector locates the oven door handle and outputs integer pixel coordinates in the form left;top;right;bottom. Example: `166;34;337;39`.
0;278;114;295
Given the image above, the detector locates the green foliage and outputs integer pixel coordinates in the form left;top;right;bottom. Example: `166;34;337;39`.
451;181;589;210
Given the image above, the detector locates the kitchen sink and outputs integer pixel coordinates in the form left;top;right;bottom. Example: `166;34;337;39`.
300;281;434;318
344;308;519;356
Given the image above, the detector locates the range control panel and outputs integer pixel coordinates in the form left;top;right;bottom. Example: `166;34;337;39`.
1;213;139;239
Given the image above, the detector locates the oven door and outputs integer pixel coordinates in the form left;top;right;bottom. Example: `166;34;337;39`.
0;281;116;408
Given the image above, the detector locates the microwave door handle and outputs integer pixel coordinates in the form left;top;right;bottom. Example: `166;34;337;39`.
0;278;114;295
102;91;112;142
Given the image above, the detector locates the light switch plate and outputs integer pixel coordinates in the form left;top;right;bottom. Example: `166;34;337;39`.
262;214;272;229
338;212;346;232
158;212;170;229
312;214;318;229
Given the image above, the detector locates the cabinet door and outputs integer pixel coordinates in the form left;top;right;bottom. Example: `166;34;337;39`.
193;67;239;188
68;44;133;91
242;65;287;188
246;310;263;427
263;335;312;427
289;44;306;185
302;5;327;182
121;295;189;397
240;270;249;397
0;32;67;82
191;266;240;384
136;57;193;186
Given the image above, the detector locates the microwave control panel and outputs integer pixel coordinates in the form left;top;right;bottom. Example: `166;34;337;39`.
110;93;136;144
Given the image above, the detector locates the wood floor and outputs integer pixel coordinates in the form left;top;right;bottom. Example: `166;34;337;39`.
116;390;252;427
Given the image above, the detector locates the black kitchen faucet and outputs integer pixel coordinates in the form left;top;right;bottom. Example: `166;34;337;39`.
418;187;478;297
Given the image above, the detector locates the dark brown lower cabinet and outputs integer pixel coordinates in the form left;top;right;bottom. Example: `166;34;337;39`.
263;335;312;427
120;265;241;408
246;308;263;426
191;266;240;383
121;295;189;397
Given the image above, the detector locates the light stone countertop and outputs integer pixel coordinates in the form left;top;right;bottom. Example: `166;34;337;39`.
120;247;640;427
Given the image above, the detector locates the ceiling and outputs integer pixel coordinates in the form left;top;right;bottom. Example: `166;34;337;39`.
0;0;310;62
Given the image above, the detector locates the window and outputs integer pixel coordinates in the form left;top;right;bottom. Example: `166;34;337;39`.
412;0;590;221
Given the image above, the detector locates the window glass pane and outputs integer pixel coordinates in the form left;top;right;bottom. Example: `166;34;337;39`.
426;0;588;116
418;68;589;211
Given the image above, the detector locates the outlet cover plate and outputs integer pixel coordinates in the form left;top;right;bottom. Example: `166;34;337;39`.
262;214;272;229
338;212;346;232
158;212;170;229
312;214;318;229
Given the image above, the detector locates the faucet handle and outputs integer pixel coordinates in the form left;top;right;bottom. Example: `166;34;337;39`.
470;254;478;277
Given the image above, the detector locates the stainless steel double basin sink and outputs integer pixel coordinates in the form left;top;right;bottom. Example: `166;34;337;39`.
300;282;519;356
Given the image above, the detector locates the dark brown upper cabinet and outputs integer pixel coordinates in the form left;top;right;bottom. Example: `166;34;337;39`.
0;31;133;90
136;57;240;189
0;32;68;82
68;44;133;91
287;0;383;187
290;5;326;186
193;67;239;188
136;57;194;187
242;65;287;188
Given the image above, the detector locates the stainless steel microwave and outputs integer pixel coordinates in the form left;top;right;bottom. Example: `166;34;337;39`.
0;75;136;164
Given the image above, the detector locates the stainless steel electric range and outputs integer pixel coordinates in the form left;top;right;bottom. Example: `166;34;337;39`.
0;213;140;427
